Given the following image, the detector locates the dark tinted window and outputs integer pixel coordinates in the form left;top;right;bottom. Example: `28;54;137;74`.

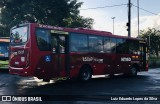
89;36;103;52
110;38;116;53
116;38;125;54
128;40;139;54
70;33;88;52
121;39;129;54
116;39;139;54
36;28;51;51
104;37;111;53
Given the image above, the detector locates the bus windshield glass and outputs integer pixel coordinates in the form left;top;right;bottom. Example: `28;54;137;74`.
0;43;9;58
10;26;28;45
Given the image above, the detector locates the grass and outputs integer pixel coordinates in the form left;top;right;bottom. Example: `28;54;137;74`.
149;56;160;68
0;60;9;68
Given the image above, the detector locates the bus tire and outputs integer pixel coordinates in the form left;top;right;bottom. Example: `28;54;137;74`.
130;66;138;76
79;66;92;81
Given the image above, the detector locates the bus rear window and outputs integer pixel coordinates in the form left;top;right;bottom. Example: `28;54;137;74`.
11;26;28;44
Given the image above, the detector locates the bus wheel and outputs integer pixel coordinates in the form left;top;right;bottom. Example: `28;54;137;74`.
130;67;138;76
79;66;92;81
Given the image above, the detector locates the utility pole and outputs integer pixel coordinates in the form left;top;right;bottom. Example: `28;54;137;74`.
111;17;115;35
137;0;140;37
127;0;131;37
149;34;151;56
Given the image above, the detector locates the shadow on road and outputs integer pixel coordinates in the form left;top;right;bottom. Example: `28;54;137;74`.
12;74;155;103
0;68;9;73
1;70;160;104
19;74;151;96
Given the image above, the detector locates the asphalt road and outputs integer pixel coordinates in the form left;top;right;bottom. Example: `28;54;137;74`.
0;68;160;104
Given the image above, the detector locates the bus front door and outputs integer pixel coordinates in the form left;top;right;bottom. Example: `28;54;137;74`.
51;33;69;79
140;43;148;71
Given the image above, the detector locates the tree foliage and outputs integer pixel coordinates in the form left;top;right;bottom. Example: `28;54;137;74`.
139;28;160;56
0;0;94;36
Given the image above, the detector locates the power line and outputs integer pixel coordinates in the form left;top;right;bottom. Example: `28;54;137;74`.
132;4;160;16
80;4;127;10
80;3;160;17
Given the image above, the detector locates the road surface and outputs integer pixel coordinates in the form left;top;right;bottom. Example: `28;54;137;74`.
0;68;160;104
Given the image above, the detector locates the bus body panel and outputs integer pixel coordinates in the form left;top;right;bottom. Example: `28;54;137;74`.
9;24;32;76
69;53;144;77
34;54;67;80
9;23;148;81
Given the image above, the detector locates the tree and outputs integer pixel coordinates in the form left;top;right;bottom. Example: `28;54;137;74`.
0;0;94;36
139;28;160;56
64;16;94;29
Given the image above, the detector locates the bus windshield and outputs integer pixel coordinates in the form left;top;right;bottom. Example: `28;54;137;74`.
0;43;9;58
10;26;28;45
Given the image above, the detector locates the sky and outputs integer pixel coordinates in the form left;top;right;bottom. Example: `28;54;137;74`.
79;0;160;37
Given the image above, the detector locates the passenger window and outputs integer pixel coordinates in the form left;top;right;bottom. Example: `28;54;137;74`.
128;40;139;54
116;38;124;54
89;36;103;53
36;28;51;51
104;37;111;53
110;38;116;53
70;33;88;52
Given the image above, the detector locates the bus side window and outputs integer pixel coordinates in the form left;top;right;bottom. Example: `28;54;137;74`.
128;40;139;54
116;38;123;54
36;29;51;51
71;41;78;52
70;33;88;52
94;38;104;53
89;36;103;53
104;37;111;53
89;36;95;52
70;35;79;52
110;38;116;53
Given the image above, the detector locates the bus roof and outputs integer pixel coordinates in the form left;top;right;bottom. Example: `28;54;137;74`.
37;23;141;40
15;23;141;41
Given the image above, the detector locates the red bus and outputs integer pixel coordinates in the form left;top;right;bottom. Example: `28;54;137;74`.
9;23;148;81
